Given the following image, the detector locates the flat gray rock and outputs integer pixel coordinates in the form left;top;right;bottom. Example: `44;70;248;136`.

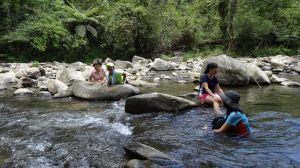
125;92;197;114
72;80;140;101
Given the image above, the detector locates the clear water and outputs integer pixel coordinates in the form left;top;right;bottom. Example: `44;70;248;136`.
0;78;300;167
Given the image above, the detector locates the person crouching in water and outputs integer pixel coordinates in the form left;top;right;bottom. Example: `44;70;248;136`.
89;59;106;84
106;62;127;86
213;91;252;137
198;62;223;114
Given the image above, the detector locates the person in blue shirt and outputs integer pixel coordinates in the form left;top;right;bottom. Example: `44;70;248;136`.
213;90;252;137
198;62;224;114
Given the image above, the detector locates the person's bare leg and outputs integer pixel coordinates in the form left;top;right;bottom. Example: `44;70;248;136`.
205;96;221;114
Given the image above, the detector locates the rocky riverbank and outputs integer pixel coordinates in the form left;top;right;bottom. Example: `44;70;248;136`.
0;54;299;99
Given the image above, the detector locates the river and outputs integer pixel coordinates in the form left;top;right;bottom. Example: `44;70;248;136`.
0;76;300;167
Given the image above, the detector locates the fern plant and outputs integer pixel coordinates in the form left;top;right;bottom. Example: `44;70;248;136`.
59;0;100;39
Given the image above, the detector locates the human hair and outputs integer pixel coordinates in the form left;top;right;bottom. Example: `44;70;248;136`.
204;62;218;74
93;59;102;67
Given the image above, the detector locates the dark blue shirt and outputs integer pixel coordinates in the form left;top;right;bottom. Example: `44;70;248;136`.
199;74;219;94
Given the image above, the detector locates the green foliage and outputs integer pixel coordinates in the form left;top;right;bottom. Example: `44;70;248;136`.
31;60;39;67
0;0;300;62
1;12;70;53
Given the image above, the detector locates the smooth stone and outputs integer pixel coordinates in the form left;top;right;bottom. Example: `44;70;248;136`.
246;63;270;85
124;141;174;161
72;80;140;101
125;92;197;114
114;60;133;69
14;88;33;95
150;58;173;71
263;71;273;78
269;75;288;84
47;79;68;94
281;81;300;87
56;67;85;86
127;79;159;87
39;91;52;97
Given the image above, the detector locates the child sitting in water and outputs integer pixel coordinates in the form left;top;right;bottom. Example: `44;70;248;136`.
89;59;106;84
106;62;127;86
212;90;252;137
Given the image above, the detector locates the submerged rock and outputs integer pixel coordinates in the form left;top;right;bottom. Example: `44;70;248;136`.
202;55;250;85
281;81;300;87
125;92;197;114
124;141;174;161
125;159;148;168
72;80;140;101
124;141;184;167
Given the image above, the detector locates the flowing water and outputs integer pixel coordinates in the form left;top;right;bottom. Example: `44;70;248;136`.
0;77;300;168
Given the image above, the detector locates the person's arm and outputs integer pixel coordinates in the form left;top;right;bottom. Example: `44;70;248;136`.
89;75;94;82
214;112;240;133
214;122;231;133
122;72;127;83
215;84;223;93
203;83;220;101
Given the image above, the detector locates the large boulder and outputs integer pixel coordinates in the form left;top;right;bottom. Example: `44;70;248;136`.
47;79;68;94
114;60;133;69
13;63;30;71
150;58;173;71
79;66;94;80
125;92;197;114
201;55;250;85
269;55;297;71
132;56;148;64
0;72;18;84
293;64;300;73
246;63;270;85
72;80;140;101
68;61;87;71
56;67;84;86
16;67;41;79
132;56;151;71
